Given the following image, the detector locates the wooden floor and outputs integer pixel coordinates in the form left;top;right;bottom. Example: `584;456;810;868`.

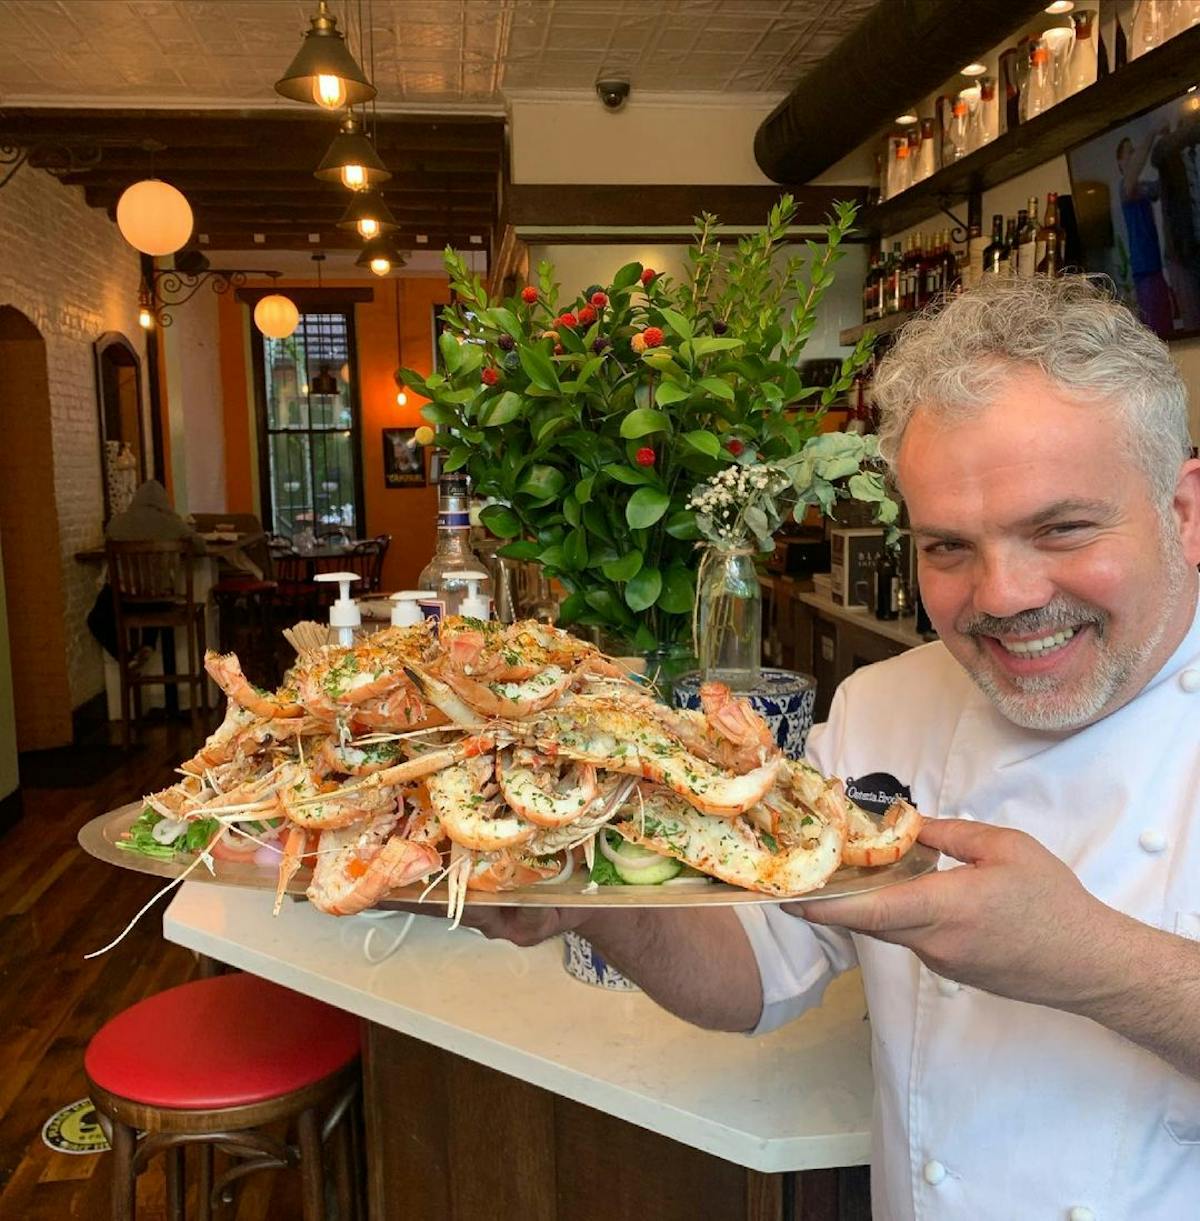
0;716;308;1221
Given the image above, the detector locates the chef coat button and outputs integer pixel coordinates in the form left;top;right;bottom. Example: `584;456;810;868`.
1067;1207;1095;1221
922;1159;946;1186
1138;829;1167;854
1180;668;1200;693
936;977;961;996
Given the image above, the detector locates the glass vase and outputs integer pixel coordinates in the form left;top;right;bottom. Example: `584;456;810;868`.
698;545;761;691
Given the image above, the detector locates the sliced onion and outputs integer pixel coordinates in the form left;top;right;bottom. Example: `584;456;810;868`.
253;841;284;867
598;830;673;873
151;817;188;845
535;851;574;886
662;875;712;886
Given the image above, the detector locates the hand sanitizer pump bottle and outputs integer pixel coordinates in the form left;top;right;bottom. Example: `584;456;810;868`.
389;591;435;627
315;571;361;646
447;570;491;621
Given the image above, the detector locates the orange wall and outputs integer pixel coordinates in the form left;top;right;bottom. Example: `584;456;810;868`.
216;274;449;593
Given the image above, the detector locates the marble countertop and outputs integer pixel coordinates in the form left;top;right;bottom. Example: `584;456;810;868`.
164;883;873;1174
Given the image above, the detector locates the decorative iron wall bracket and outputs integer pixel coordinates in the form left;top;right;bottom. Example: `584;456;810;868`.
145;266;279;327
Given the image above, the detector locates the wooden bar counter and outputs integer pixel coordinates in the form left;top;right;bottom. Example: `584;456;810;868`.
164;883;874;1220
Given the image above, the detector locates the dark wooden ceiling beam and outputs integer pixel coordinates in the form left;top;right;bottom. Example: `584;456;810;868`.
0;109;503;152
193;232;480;251
507;184;868;229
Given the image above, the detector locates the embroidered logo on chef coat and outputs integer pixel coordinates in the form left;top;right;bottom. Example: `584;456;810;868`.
844;773;912;815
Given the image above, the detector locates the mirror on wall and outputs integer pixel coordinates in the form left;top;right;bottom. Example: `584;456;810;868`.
93;332;146;521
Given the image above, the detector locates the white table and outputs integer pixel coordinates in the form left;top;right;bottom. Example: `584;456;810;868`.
163;883;873;1180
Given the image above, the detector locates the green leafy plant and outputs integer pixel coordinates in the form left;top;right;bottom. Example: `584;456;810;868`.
400;196;884;652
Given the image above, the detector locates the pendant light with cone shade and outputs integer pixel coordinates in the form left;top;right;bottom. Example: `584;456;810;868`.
314;114;390;191
356;234;406;277
337;190;398;239
275;0;376;110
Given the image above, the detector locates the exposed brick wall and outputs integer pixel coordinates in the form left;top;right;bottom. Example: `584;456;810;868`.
0;167;148;716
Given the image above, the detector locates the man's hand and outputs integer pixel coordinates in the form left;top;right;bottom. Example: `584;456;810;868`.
384;901;586;948
789;818;1131;1011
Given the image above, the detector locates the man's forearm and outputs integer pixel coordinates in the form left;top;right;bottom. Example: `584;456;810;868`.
1067;912;1200;1082
576;907;763;1033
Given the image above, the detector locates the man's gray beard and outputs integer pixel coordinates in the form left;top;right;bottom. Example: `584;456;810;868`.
959;526;1190;731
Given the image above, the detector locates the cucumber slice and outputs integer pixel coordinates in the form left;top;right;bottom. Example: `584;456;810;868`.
609;838;682;885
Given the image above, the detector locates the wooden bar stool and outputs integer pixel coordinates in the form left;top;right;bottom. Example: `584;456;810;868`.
85;973;363;1221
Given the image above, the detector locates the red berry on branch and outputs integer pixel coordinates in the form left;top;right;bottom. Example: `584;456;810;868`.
521;286;539;303
497;333;515;351
557;311;578;329
726;438;744;456
635;447;656;467
642;326;664;348
590;292;608;307
481;367;500;386
577;305;597;325
554;343;565;355
640;268;657;286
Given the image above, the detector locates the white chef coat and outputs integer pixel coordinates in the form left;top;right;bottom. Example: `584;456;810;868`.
737;579;1200;1220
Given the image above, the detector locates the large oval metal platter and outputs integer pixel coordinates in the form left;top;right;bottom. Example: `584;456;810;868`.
80;801;940;911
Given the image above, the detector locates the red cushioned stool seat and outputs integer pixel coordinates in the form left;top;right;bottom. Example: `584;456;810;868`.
85;973;364;1221
86;973;359;1108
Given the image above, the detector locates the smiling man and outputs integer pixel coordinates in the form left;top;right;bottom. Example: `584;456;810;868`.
458;276;1200;1218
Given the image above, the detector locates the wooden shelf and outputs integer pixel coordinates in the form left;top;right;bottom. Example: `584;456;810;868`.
857;25;1200;237
838;309;916;347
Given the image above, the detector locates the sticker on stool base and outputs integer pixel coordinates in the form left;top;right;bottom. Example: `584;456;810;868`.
42;1099;111;1155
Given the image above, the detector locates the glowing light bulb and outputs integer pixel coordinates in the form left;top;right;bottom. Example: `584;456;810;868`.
138;308;154;329
396;390;408;407
341;163;367;190
369;256;391;276
357;217;380;239
314;73;348;108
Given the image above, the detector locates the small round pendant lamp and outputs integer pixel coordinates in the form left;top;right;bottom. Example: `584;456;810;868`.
116;180;194;256
254;294;301;339
275;0;376;110
314;115;391;191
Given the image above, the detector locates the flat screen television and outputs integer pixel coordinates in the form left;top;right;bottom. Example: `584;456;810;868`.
1066;89;1200;340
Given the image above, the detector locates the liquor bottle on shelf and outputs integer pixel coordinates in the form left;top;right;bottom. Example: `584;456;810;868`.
965;195;985;289
924;231;945;302
981;214;1006;275
939;229;961;296
1001;218;1017;275
901;236;921;313
872;547;900;621
1036;192;1065;277
885;241;903;315
1017;199;1039;278
845;375;874;435
417;465;492;622
862;250;882;323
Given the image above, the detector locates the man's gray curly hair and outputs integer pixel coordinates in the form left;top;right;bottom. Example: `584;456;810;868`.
871;275;1193;508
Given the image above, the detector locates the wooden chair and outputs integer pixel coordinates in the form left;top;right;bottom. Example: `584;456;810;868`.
106;539;208;749
340;535;391;594
85;973;363;1221
268;536;320;626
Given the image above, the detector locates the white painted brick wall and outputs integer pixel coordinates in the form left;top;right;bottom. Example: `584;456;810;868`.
0;167;148;711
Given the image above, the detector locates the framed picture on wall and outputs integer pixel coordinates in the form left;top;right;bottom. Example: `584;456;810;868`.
382;428;426;488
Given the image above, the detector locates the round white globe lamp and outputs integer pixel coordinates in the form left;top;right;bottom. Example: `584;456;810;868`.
253;294;301;340
115;180;194;256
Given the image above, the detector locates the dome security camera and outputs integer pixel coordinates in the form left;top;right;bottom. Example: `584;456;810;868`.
596;79;631;111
